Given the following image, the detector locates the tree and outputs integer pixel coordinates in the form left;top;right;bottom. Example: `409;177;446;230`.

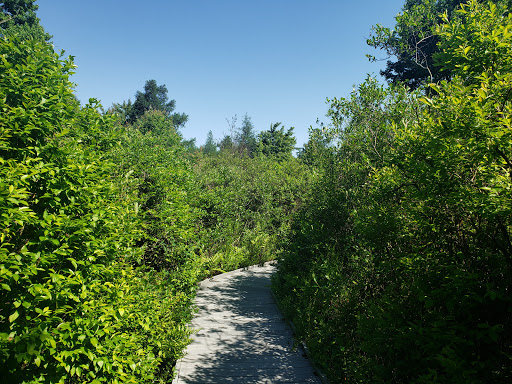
235;114;257;156
297;126;334;167
0;0;51;41
257;122;296;159
220;114;257;156
203;130;217;155
367;0;492;88
109;99;132;124
218;134;234;153
181;137;197;153
120;79;188;127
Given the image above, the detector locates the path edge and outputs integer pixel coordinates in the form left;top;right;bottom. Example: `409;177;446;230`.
270;283;330;384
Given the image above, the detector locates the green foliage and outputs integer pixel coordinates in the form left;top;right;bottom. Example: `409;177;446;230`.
12;1;512;383
368;0;467;88
203;130;217;155
256;122;296;159
296;125;335;167
215;114;258;157
0;37;196;383
113;79;188;127
0;0;51;41
110;109;200;273
181;137;198;154
236;114;257;157
434;0;512;83
218;134;234;153
276;2;512;382
193;151;314;274
274;77;422;382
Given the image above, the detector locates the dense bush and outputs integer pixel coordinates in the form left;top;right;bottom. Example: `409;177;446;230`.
0;37;197;383
192;151;315;274
274;1;512;383
109;109;201;274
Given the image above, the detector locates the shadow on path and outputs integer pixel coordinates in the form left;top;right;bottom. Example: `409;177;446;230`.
172;263;320;384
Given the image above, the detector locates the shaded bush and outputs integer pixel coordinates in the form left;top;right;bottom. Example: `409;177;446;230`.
274;3;512;382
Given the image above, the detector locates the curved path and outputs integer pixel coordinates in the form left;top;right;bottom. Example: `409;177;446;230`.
172;262;322;384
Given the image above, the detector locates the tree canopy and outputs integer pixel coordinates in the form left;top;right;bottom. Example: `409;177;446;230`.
203;130;217;155
113;79;188;127
235;114;257;157
257;122;296;159
367;0;510;88
0;0;51;41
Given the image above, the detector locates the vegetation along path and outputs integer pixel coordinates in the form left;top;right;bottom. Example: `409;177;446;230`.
172;262;322;384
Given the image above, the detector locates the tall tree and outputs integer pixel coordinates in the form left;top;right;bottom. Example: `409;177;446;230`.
257;122;296;159
218;134;234;153
203;130;217;155
0;0;51;41
366;0;511;88
120;79;188;127
235;114;257;157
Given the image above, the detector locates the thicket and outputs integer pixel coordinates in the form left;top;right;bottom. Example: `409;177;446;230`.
0;36;200;383
192;151;315;274
6;0;511;383
274;1;512;382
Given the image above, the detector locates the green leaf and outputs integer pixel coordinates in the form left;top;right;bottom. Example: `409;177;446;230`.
40;332;50;342
8;311;19;323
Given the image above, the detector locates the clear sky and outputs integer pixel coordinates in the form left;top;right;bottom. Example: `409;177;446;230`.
36;0;405;148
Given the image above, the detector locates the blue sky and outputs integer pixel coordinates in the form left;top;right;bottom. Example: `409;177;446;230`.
36;0;405;148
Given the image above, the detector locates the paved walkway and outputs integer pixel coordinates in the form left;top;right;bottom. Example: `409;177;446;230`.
172;262;322;384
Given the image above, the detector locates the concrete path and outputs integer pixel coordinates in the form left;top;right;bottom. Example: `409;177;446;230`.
172;262;322;384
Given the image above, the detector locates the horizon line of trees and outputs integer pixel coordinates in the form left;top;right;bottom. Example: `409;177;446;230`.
202;114;297;159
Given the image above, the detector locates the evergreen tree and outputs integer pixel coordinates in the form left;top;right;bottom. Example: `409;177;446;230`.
203;130;217;155
235;114;257;157
257;122;296;159
116;79;188;127
219;134;234;153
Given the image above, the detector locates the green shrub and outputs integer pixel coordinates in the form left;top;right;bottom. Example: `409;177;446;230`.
0;37;195;383
274;2;512;382
193;151;315;274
